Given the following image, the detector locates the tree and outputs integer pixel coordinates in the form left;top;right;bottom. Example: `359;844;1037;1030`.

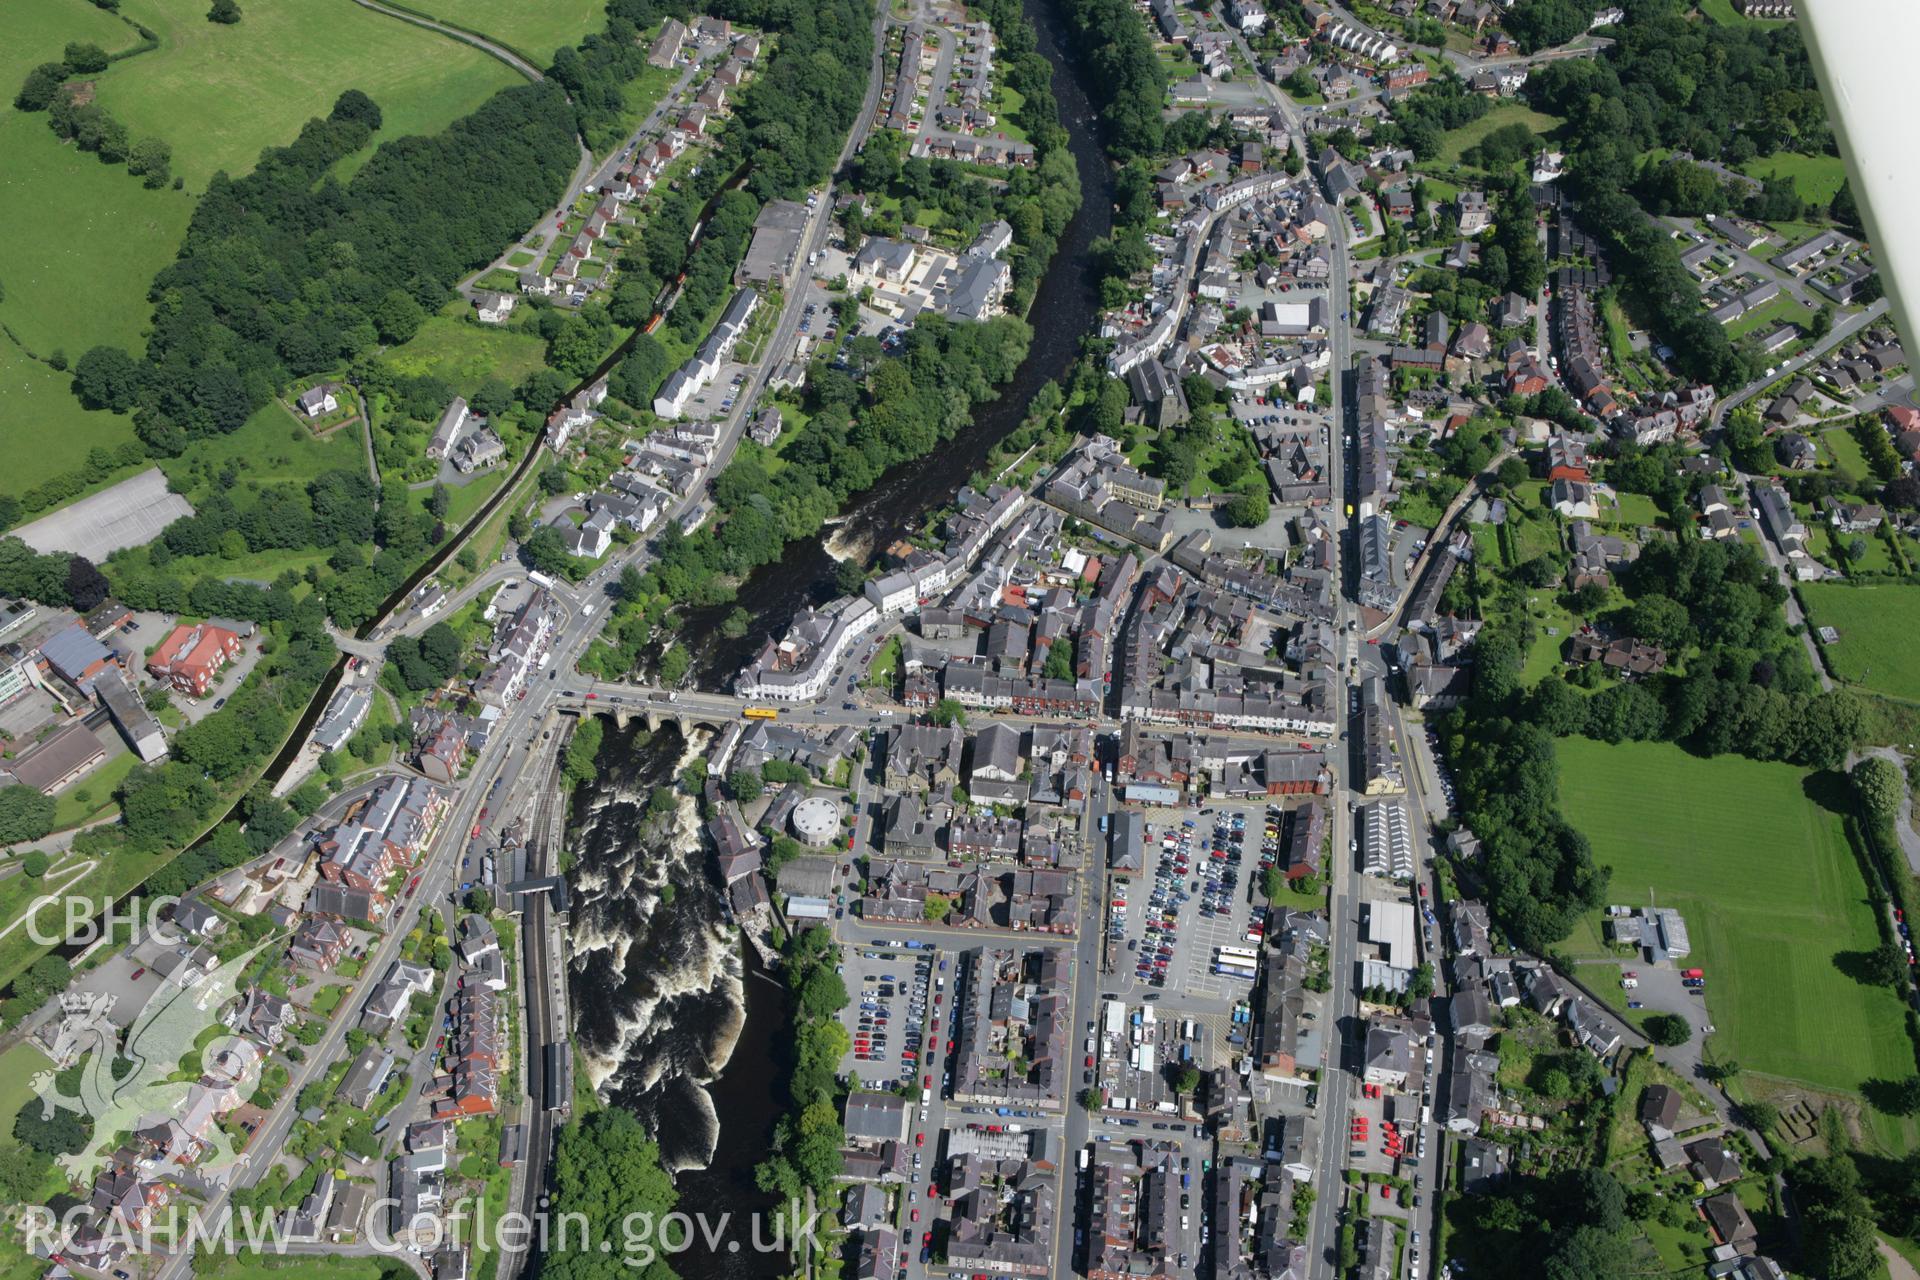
65;556;109;611
1852;756;1906;827
561;717;603;789
72;345;141;412
373;290;425;345
1078;1088;1102;1112
0;789;55;844
21;851;50;878
1883;1075;1920;1117
0;1143;51;1203
63;43;110;74
1864;940;1909;989
126;136;171;187
1643;1013;1692;1046
521;525;572;577
930;698;966;727
834;557;866;598
331;89;382;132
1173;1066;1201;1096
544;1108;679;1280
729;768;763;803
207;0;241;22
13;1100;88;1155
15;63;67;113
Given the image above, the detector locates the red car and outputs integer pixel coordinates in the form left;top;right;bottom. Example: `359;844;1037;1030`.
130;967;146;980
1085;1055;1094;1068
911;1209;920;1223
915;1132;925;1147
924;1074;932;1088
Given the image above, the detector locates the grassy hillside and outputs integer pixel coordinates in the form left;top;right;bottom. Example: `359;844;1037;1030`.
99;0;520;190
0;339;142;491
1;0;147;95
0;111;195;358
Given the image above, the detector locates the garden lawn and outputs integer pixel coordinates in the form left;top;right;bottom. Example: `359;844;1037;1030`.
0;340;143;492
0;112;195;358
1437;103;1563;165
405;0;604;61
1556;739;1915;1110
1741;151;1848;206
97;0;519;190
1727;293;1813;341
381;314;552;394
1822;424;1874;484
1801;582;1920;701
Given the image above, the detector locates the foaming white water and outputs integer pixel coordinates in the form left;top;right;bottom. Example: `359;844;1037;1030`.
566;721;752;1172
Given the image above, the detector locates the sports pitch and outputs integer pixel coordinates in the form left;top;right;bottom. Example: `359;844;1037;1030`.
1557;738;1914;1106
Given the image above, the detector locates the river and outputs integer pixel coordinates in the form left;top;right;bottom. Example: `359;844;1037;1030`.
673;0;1115;688
560;3;1109;1276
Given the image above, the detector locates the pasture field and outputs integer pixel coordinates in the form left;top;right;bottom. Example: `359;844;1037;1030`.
408;0;605;61
1557;739;1915;1115
1801;581;1920;701
0;111;195;358
1437;103;1563;165
2;0;146;98
97;0;520;189
0;340;142;492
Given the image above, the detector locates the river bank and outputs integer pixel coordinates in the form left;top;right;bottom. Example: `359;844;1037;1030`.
671;0;1115;688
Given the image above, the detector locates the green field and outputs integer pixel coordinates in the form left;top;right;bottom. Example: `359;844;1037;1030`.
1438;103;1563;165
1558;739;1916;1124
0;340;143;491
407;0;605;60
1801;581;1920;701
1;0;148;104
1741;151;1849;207
381;313;552;394
0;111;196;358
97;0;520;190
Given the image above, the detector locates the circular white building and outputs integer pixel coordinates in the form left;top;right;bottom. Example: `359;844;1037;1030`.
791;795;843;846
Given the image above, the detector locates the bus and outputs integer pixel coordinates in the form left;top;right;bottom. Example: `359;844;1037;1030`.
1215;946;1260;965
1212;963;1258;981
742;707;779;721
